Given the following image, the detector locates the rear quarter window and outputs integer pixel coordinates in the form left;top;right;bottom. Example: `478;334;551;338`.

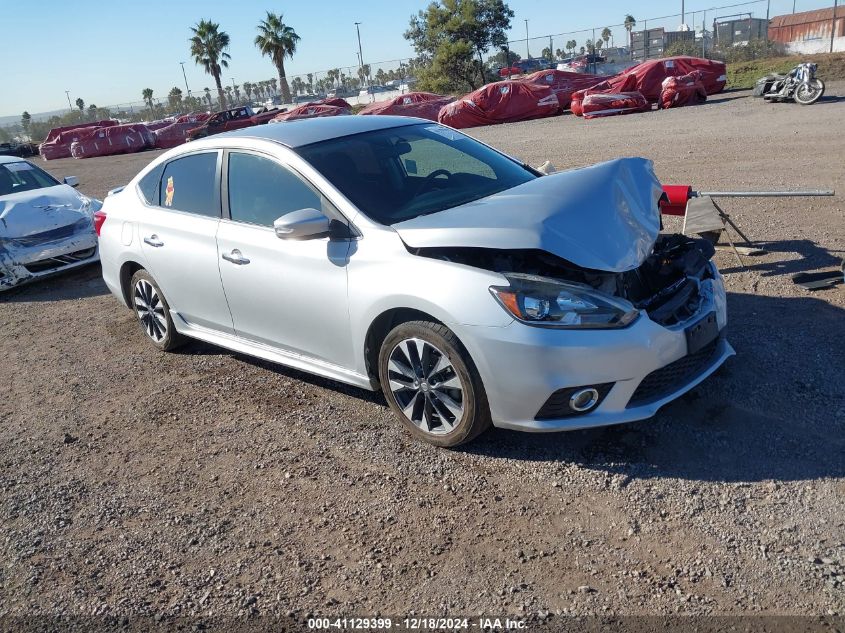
137;163;165;205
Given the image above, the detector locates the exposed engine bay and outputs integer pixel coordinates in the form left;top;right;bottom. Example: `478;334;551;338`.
412;234;716;327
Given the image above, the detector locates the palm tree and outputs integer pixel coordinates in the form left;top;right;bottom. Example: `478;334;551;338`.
307;73;313;92
243;81;254;103
602;27;612;48
203;87;212;108
142;88;154;112
75;98;85;112
624;15;636;58
254;11;300;104
168;87;183;111
189;19;231;110
269;78;278;95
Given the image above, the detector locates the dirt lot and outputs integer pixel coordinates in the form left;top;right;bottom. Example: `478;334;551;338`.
1;86;844;629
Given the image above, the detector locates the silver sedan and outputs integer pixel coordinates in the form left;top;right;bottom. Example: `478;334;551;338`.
97;116;733;447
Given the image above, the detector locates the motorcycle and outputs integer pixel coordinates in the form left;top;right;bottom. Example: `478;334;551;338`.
753;62;825;105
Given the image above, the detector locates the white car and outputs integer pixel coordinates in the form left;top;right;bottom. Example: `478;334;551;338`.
0;156;101;291
97;116;733;447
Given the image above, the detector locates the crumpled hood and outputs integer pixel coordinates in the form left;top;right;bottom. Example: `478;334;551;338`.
0;184;93;239
394;157;663;273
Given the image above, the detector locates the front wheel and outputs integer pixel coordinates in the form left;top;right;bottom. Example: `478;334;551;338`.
130;269;185;352
795;79;825;105
378;321;491;447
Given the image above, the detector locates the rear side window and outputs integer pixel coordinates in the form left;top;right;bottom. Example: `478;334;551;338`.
137;163;164;205
227;152;323;227
159;153;219;217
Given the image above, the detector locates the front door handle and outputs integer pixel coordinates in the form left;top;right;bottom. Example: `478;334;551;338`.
143;235;164;247
221;249;250;265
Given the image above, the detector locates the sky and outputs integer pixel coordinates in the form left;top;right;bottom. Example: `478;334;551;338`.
0;0;835;117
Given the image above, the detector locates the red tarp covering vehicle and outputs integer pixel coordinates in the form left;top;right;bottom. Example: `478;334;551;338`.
604;57;726;102
571;75;650;119
521;70;605;109
358;92;455;121
271;99;352;122
659;71;708;109
39;120;118;160
186;106;280;140
153;112;212;149
69;124;154;159
437;81;560;129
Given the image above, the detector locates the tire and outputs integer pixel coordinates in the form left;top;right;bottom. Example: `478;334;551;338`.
378;321;492;447
795;79;824;105
129;269;185;352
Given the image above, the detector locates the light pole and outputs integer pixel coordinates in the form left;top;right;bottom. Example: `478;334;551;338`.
524;19;530;58
682;0;685;26
179;62;191;98
65;90;72;112
354;22;366;89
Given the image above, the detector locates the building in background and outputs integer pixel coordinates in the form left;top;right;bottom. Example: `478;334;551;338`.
713;17;769;47
630;27;696;61
769;6;845;54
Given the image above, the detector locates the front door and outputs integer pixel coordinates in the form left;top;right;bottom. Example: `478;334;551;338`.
215;150;354;368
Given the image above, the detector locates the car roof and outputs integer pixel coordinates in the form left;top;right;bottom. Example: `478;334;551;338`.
0;155;26;165
215;115;428;148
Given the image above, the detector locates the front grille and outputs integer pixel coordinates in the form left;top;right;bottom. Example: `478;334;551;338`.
11;218;91;247
23;247;97;273
627;337;721;408
535;383;614;421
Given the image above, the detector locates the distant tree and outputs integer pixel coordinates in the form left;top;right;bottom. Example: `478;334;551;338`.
21;111;31;134
87;104;97;120
254;11;300;103
203;87;212;108
357;64;371;84
585;39;593;54
168;86;183;110
595;39;603;51
566;39;577;55
579;46;586;55
243;81;254;102
75;98;85;112
224;86;233;103
233;84;240;103
601;27;612;48
404;0;514;92
142;88;154;111
291;77;304;95
375;68;387;85
624;15;636;57
269;78;278;95
307;73;314;91
541;46;552;60
190;19;231;110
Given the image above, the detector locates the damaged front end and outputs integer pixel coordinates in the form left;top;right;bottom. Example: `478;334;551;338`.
411;234;718;329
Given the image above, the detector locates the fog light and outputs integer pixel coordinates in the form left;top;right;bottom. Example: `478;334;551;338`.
569;388;600;412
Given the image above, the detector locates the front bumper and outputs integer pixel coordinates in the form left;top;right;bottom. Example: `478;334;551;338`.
0;232;99;292
454;274;734;432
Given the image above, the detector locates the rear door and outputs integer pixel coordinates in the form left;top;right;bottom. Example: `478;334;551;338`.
136;150;234;334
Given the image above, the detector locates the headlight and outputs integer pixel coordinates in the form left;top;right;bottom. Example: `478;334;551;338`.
490;273;639;329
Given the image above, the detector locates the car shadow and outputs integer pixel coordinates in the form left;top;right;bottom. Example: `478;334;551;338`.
462;291;845;484
0;264;109;303
718;239;843;277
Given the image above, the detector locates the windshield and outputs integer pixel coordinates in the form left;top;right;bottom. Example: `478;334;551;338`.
0;161;60;197
296;123;536;225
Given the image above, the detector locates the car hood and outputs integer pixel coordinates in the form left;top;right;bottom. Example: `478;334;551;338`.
0;184;95;239
393;157;663;273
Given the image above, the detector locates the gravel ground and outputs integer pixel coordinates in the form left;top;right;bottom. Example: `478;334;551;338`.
1;86;844;629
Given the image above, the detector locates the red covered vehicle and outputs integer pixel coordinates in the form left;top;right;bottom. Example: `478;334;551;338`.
153;112;212;149
39;120;118;160
358;92;454;121
270;99;352;122
660;71;707;109
604;57;726;102
521;70;605;109
437;81;560;129
186;106;279;140
571;75;650;119
69;123;154;159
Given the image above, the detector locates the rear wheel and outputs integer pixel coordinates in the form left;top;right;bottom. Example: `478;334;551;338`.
795;79;824;105
130;269;185;352
378;321;491;447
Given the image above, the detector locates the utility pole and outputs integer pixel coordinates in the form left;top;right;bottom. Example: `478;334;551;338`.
793;0;796;13
832;0;839;53
354;22;366;88
682;0;685;26
766;0;771;22
702;11;707;57
525;19;530;58
65;90;72;112
179;62;191;98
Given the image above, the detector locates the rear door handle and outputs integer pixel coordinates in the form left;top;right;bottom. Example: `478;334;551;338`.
221;249;250;265
143;235;164;247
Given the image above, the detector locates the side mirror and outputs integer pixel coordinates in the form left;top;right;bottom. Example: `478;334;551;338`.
274;208;331;240
64;176;80;188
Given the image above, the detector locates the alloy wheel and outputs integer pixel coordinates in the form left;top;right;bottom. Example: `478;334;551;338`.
133;279;168;343
387;337;465;435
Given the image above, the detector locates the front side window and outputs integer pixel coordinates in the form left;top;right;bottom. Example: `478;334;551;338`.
296;123;535;225
0;161;60;197
227;152;323;227
158;152;219;217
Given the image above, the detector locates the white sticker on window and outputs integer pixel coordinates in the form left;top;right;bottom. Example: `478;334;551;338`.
424;125;462;141
5;162;33;172
665;60;675;68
